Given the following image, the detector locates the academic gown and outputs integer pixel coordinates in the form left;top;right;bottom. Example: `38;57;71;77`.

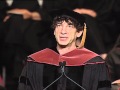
18;47;111;90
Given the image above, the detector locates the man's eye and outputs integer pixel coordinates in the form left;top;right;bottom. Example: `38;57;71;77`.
56;24;61;27
68;25;73;27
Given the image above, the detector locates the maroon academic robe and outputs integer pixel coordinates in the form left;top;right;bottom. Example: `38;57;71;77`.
18;47;111;90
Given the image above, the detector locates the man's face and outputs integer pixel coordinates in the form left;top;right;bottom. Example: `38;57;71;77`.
54;21;82;47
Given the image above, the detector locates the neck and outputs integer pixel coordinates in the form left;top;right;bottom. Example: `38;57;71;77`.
57;44;77;55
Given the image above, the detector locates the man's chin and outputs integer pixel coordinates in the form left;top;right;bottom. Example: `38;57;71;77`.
58;44;68;48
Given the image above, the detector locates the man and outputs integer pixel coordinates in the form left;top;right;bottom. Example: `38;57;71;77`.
18;9;111;90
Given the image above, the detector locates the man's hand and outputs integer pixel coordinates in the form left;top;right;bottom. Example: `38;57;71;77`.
31;12;41;20
74;8;97;18
7;8;32;19
112;79;120;84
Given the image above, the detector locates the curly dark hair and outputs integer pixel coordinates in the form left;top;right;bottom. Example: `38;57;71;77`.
51;15;84;32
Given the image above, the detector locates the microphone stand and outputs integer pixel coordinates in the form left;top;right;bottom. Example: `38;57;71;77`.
43;61;86;90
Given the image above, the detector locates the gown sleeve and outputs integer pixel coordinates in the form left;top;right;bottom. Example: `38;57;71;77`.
18;61;44;90
82;57;111;90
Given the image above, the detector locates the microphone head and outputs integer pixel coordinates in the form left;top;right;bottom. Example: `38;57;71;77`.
63;61;66;66
59;61;66;66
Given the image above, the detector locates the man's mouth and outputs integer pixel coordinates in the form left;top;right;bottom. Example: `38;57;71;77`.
59;37;68;41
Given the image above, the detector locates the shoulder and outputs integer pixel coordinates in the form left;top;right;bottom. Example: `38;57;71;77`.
86;56;105;64
79;48;105;65
28;48;57;60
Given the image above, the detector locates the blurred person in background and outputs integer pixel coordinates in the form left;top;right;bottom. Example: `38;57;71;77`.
105;0;120;89
0;0;71;90
105;34;120;90
0;0;9;89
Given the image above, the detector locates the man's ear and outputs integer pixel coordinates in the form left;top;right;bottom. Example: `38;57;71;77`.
54;30;55;35
76;30;83;38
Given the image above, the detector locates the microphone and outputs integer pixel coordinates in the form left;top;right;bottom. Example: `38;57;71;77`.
43;62;65;90
59;61;66;66
59;61;66;73
43;61;86;90
60;61;86;90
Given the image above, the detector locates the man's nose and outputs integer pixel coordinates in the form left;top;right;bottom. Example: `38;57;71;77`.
61;26;67;34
